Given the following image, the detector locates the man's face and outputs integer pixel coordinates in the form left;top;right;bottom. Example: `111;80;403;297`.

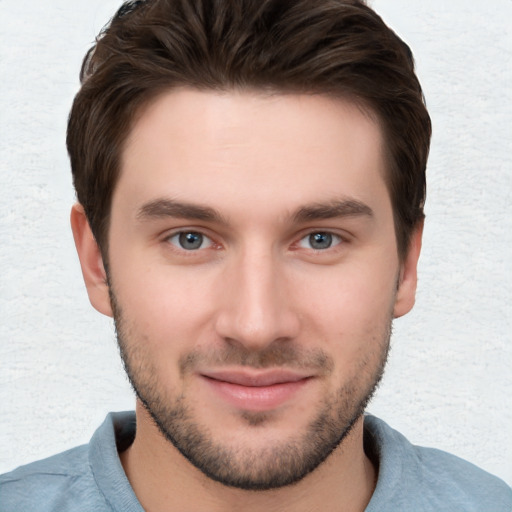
97;89;418;489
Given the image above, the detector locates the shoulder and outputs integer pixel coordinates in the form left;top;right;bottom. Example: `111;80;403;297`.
364;415;512;512
0;444;109;512
410;445;512;509
0;412;139;512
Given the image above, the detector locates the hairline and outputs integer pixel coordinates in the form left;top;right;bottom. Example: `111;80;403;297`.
95;84;407;263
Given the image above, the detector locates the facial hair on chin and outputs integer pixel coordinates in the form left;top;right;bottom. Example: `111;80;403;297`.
109;287;391;490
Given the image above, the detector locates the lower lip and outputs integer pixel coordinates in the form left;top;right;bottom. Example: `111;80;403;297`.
202;376;310;412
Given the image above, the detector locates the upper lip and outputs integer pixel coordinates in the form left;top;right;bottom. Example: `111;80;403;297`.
200;369;312;387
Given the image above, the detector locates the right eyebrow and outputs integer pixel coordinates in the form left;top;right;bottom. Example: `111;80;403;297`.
136;198;227;224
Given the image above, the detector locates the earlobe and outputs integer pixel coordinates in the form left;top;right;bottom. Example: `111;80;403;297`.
70;203;113;317
393;222;423;318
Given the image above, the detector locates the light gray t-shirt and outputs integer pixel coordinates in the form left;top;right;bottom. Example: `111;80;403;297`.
1;412;510;511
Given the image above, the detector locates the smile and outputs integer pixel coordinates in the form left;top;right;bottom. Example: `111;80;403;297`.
199;369;313;412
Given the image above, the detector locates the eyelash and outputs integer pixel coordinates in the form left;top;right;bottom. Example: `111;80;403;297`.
164;229;346;254
296;231;344;251
165;231;216;252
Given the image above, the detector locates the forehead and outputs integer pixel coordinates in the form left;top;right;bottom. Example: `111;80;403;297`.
115;88;389;223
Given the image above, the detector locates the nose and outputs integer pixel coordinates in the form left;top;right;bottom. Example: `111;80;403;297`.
214;246;300;351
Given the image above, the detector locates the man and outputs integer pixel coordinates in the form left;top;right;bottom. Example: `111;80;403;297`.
1;0;510;510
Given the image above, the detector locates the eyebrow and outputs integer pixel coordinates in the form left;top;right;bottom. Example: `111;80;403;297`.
293;199;374;223
136;198;227;224
136;197;373;225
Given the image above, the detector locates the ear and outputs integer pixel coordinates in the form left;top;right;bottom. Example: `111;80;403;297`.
393;221;423;318
70;203;113;317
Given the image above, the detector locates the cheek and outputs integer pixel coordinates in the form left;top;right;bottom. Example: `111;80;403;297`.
111;271;215;392
297;263;396;320
110;258;217;348
293;264;396;353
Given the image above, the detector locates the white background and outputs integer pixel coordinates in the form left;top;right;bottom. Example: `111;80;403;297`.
0;0;511;486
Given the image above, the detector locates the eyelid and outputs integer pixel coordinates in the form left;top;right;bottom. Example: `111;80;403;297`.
170;232;213;250
162;227;220;252
159;225;350;255
297;231;343;250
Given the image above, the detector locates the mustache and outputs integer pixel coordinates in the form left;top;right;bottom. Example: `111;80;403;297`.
109;287;334;376
179;343;334;376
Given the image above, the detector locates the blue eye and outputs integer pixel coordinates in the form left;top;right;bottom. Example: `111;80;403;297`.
299;232;342;250
168;231;213;250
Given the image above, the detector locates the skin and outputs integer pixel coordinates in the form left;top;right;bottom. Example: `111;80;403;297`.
71;89;422;512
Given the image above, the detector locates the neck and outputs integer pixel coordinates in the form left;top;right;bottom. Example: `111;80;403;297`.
120;402;376;512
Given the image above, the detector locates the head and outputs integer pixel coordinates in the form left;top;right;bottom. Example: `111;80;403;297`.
68;0;431;263
69;0;430;492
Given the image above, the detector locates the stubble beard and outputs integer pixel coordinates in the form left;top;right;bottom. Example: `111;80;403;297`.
110;290;391;491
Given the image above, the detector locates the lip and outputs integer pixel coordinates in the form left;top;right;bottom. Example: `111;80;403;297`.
199;369;313;412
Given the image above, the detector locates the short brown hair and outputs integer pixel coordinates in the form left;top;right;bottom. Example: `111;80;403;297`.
67;0;431;259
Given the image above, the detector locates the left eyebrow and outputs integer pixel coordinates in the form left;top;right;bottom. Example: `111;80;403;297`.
292;199;374;223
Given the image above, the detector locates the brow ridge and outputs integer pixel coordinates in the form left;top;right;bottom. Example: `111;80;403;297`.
293;199;374;223
136;198;225;223
136;197;373;226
